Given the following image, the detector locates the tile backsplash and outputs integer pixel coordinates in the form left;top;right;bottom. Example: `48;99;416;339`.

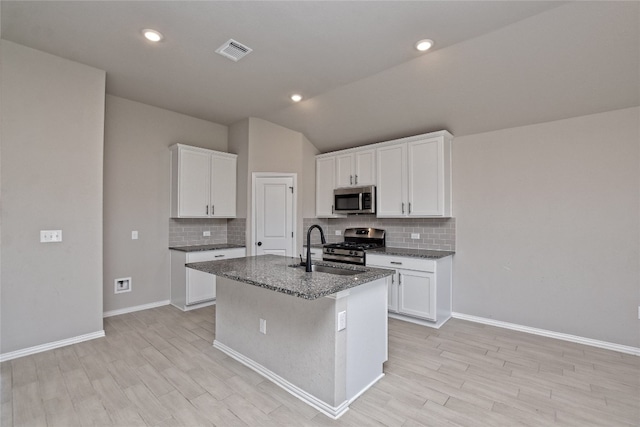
169;216;453;250
169;218;246;247
169;218;227;246
303;216;455;251
227;218;246;246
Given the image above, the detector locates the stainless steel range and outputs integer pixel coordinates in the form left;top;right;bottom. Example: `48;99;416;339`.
323;228;385;265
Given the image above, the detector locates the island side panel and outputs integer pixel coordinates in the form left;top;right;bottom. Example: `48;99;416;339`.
345;277;388;400
215;277;347;407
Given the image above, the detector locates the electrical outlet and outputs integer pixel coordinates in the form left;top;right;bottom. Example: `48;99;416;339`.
132;231;138;240
338;311;346;331
259;318;267;334
203;231;211;237
411;233;420;239
335;230;342;236
40;230;62;243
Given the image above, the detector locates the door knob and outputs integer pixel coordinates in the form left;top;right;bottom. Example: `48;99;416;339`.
257;241;262;246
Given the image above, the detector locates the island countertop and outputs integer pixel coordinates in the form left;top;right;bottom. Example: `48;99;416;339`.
186;254;393;300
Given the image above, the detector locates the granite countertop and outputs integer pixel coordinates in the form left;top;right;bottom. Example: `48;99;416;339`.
186;254;394;300
169;243;246;252
368;247;455;259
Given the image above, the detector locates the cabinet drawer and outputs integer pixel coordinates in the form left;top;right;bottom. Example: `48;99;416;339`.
367;254;434;272
186;248;246;263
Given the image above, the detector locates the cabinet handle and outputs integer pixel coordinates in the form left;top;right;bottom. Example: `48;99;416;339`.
390;261;403;265
214;254;225;258
409;202;412;214
401;202;405;214
399;273;403;285
355;174;358;184
391;275;395;284
206;205;208;215
350;175;353;185
212;205;215;215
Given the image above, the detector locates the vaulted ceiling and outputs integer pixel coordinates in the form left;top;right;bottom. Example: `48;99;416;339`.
2;1;638;152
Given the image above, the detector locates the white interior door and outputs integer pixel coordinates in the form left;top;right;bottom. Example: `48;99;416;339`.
254;175;295;257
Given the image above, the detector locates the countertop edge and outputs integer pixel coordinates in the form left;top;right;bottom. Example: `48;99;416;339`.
169;244;246;252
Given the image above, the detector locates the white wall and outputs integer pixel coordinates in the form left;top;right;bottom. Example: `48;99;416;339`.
103;95;228;313
453;107;639;347
0;41;105;354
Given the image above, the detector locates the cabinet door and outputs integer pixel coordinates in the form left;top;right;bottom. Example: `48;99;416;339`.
186;267;215;305
316;157;338;217
388;272;399;312
354;149;376;186
376;144;407;217
178;148;210;217
398;269;436;321
335;153;354;188
210;154;237;218
408;138;442;216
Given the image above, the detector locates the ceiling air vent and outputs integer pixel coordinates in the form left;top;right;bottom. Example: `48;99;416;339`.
215;39;252;62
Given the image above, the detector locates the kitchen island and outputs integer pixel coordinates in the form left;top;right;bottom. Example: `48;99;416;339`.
186;254;393;419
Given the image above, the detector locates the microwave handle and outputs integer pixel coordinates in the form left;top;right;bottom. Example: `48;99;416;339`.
359;193;363;210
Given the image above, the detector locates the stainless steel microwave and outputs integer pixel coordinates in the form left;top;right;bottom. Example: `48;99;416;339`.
333;185;376;214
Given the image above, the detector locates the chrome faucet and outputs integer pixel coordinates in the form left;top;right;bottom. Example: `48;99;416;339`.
306;225;326;272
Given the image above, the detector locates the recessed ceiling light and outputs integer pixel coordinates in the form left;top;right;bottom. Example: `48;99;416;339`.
143;29;163;42
291;94;303;102
415;39;434;52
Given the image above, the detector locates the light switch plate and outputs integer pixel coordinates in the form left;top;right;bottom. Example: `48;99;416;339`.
411;233;420;239
40;230;62;243
203;231;211;237
260;318;267;334
335;230;342;236
132;231;138;240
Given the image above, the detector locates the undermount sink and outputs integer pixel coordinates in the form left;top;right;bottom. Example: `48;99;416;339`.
290;263;365;276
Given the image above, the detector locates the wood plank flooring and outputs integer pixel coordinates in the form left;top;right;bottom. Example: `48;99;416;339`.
1;305;638;426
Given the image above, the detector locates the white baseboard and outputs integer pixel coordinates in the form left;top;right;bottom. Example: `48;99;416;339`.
0;330;105;362
214;340;350;419
103;300;170;318
451;312;640;356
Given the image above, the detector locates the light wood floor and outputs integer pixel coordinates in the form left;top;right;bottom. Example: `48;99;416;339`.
1;304;638;426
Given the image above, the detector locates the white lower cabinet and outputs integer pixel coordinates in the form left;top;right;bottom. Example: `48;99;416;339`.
368;253;452;328
170;247;246;311
303;246;323;261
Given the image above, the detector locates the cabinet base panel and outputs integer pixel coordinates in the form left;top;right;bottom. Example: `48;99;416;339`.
389;312;451;329
171;299;216;312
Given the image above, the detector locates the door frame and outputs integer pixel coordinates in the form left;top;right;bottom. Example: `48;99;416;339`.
250;172;297;256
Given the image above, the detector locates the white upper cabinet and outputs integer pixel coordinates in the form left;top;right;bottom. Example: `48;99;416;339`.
316;130;451;218
376;131;452;218
210;154;237;217
376;143;407;217
316;147;376;217
170;144;237;218
316;156;340;217
335;149;376;188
